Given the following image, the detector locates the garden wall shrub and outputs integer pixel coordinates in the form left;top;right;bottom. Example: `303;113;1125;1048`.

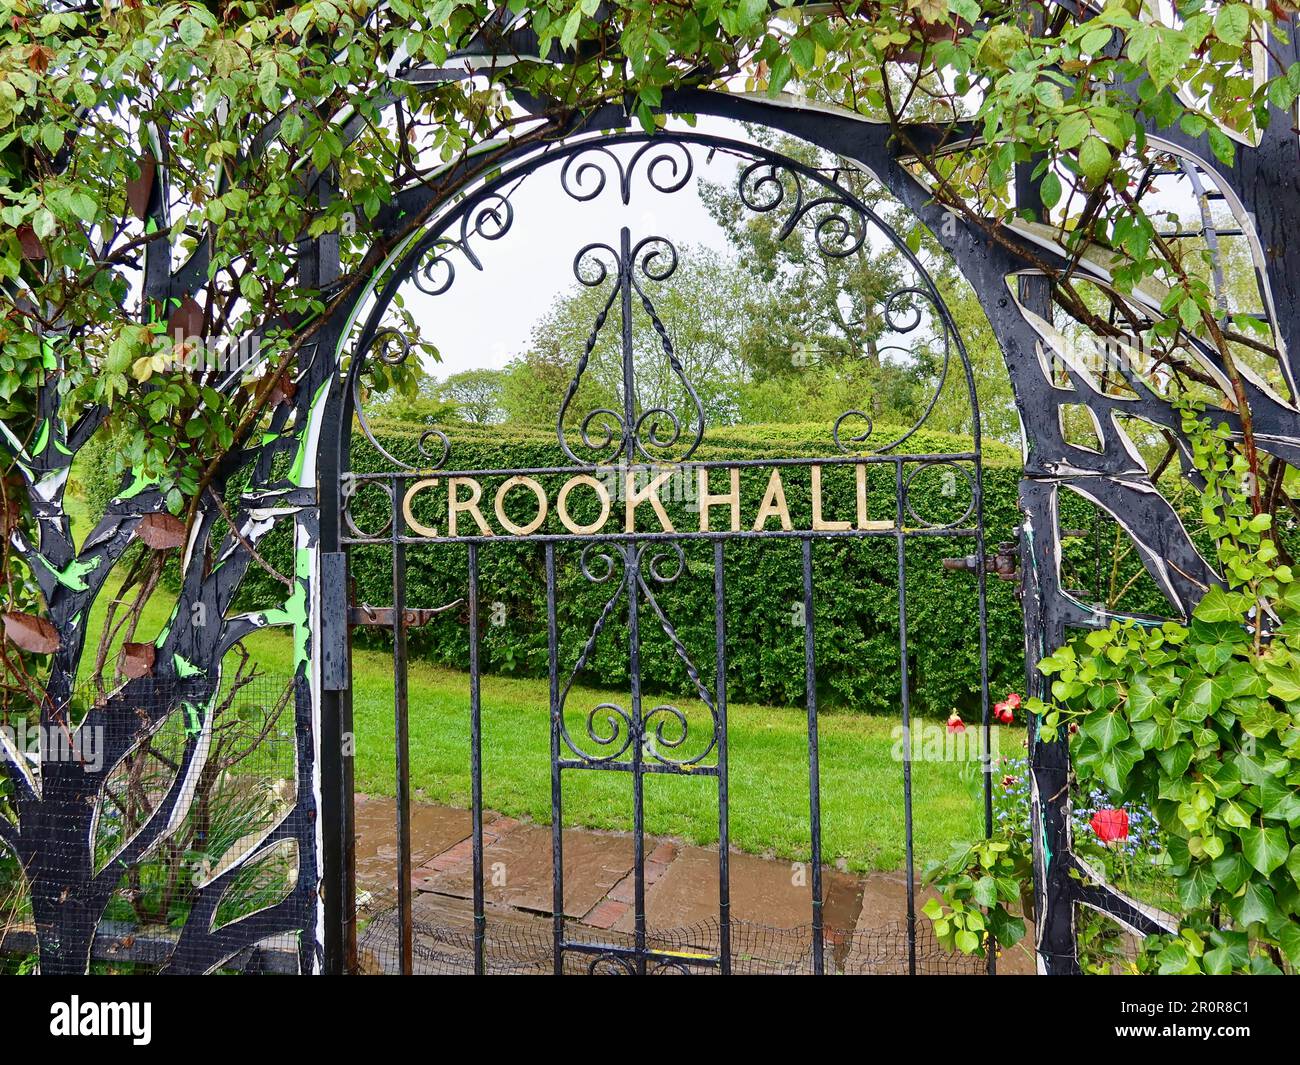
230;419;1061;715
83;415;1203;717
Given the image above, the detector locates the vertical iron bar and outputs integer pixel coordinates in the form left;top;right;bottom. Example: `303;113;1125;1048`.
627;543;647;975
546;544;564;975
620;226;636;460
974;458;995;977
713;541;731;974
390;476;413;976
802;537;824;975
620;228;647;975
896;459;916;976
468;543;485;975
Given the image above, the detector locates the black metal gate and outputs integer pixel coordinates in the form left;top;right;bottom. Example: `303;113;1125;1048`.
336;132;993;975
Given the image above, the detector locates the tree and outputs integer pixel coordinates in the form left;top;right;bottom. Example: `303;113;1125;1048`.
501;245;761;433
438;368;507;424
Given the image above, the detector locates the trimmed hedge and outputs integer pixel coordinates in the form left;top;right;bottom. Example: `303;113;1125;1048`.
232;420;1059;715
70;418;1292;717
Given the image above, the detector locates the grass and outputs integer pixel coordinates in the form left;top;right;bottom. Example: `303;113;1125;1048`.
351;663;985;871
67;493;986;873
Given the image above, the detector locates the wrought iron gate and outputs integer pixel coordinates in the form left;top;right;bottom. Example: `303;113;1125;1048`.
336;132;994;975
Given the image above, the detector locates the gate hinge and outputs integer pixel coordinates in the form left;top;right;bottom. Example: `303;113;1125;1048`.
941;526;1090;583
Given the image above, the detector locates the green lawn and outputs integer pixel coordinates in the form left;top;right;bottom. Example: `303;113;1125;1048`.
70;495;986;873
349;662;983;871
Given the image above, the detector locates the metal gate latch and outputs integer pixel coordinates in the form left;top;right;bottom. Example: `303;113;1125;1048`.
347;599;465;628
942;541;1020;581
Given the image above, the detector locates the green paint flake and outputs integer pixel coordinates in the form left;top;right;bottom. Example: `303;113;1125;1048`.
117;466;159;501
182;700;204;737
38;553;101;591
172;654;204;679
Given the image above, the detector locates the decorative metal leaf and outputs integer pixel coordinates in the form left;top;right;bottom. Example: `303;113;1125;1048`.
3;611;59;654
17;224;44;260
126;151;157;220
270;373;297;406
166;294;204;342
119;642;156;679
136;512;187;549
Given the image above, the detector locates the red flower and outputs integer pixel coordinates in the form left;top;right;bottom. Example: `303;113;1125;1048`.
994;700;1015;725
1001;775;1017;788
947;712;965;734
1003;692;1022;709
1089;808;1129;844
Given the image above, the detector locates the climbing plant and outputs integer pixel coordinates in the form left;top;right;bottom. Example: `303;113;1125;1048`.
1;0;1298;973
927;409;1300;973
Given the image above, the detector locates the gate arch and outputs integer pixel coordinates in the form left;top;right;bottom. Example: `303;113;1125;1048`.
325;122;994;975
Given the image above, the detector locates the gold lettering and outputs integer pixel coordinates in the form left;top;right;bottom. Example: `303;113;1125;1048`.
448;477;493;537
624;468;676;533
494;476;548;536
855;463;892;530
557;475;612;535
810;466;850;531
697;467;740;533
753;469;792;531
402;478;440;538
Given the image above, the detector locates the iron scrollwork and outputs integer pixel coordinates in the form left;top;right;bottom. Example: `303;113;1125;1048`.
558;233;705;465
557;541;719;771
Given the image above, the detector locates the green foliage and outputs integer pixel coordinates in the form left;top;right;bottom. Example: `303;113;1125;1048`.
923;838;1029;957
243;418;1044;713
1032;408;1300;973
929;407;1300;973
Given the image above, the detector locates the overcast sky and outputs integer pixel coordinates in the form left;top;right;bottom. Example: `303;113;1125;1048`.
398;116;755;378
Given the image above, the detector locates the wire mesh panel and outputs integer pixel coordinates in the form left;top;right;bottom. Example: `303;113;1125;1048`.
355;901;986;976
0;673;309;974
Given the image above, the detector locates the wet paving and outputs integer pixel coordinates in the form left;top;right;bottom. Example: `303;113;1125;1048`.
353;795;1035;975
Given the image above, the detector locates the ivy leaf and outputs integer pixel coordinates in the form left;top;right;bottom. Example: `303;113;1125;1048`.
972;876;998;908
1264;661;1300;702
1193;585;1246;622
1228;878;1278;927
1178;861;1217;909
1155;939;1194;973
1176;672;1231;719
1212;850;1252;893
1082;709;1129;751
1240;825;1289;875
1279;922;1300;966
987;907;1025;947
